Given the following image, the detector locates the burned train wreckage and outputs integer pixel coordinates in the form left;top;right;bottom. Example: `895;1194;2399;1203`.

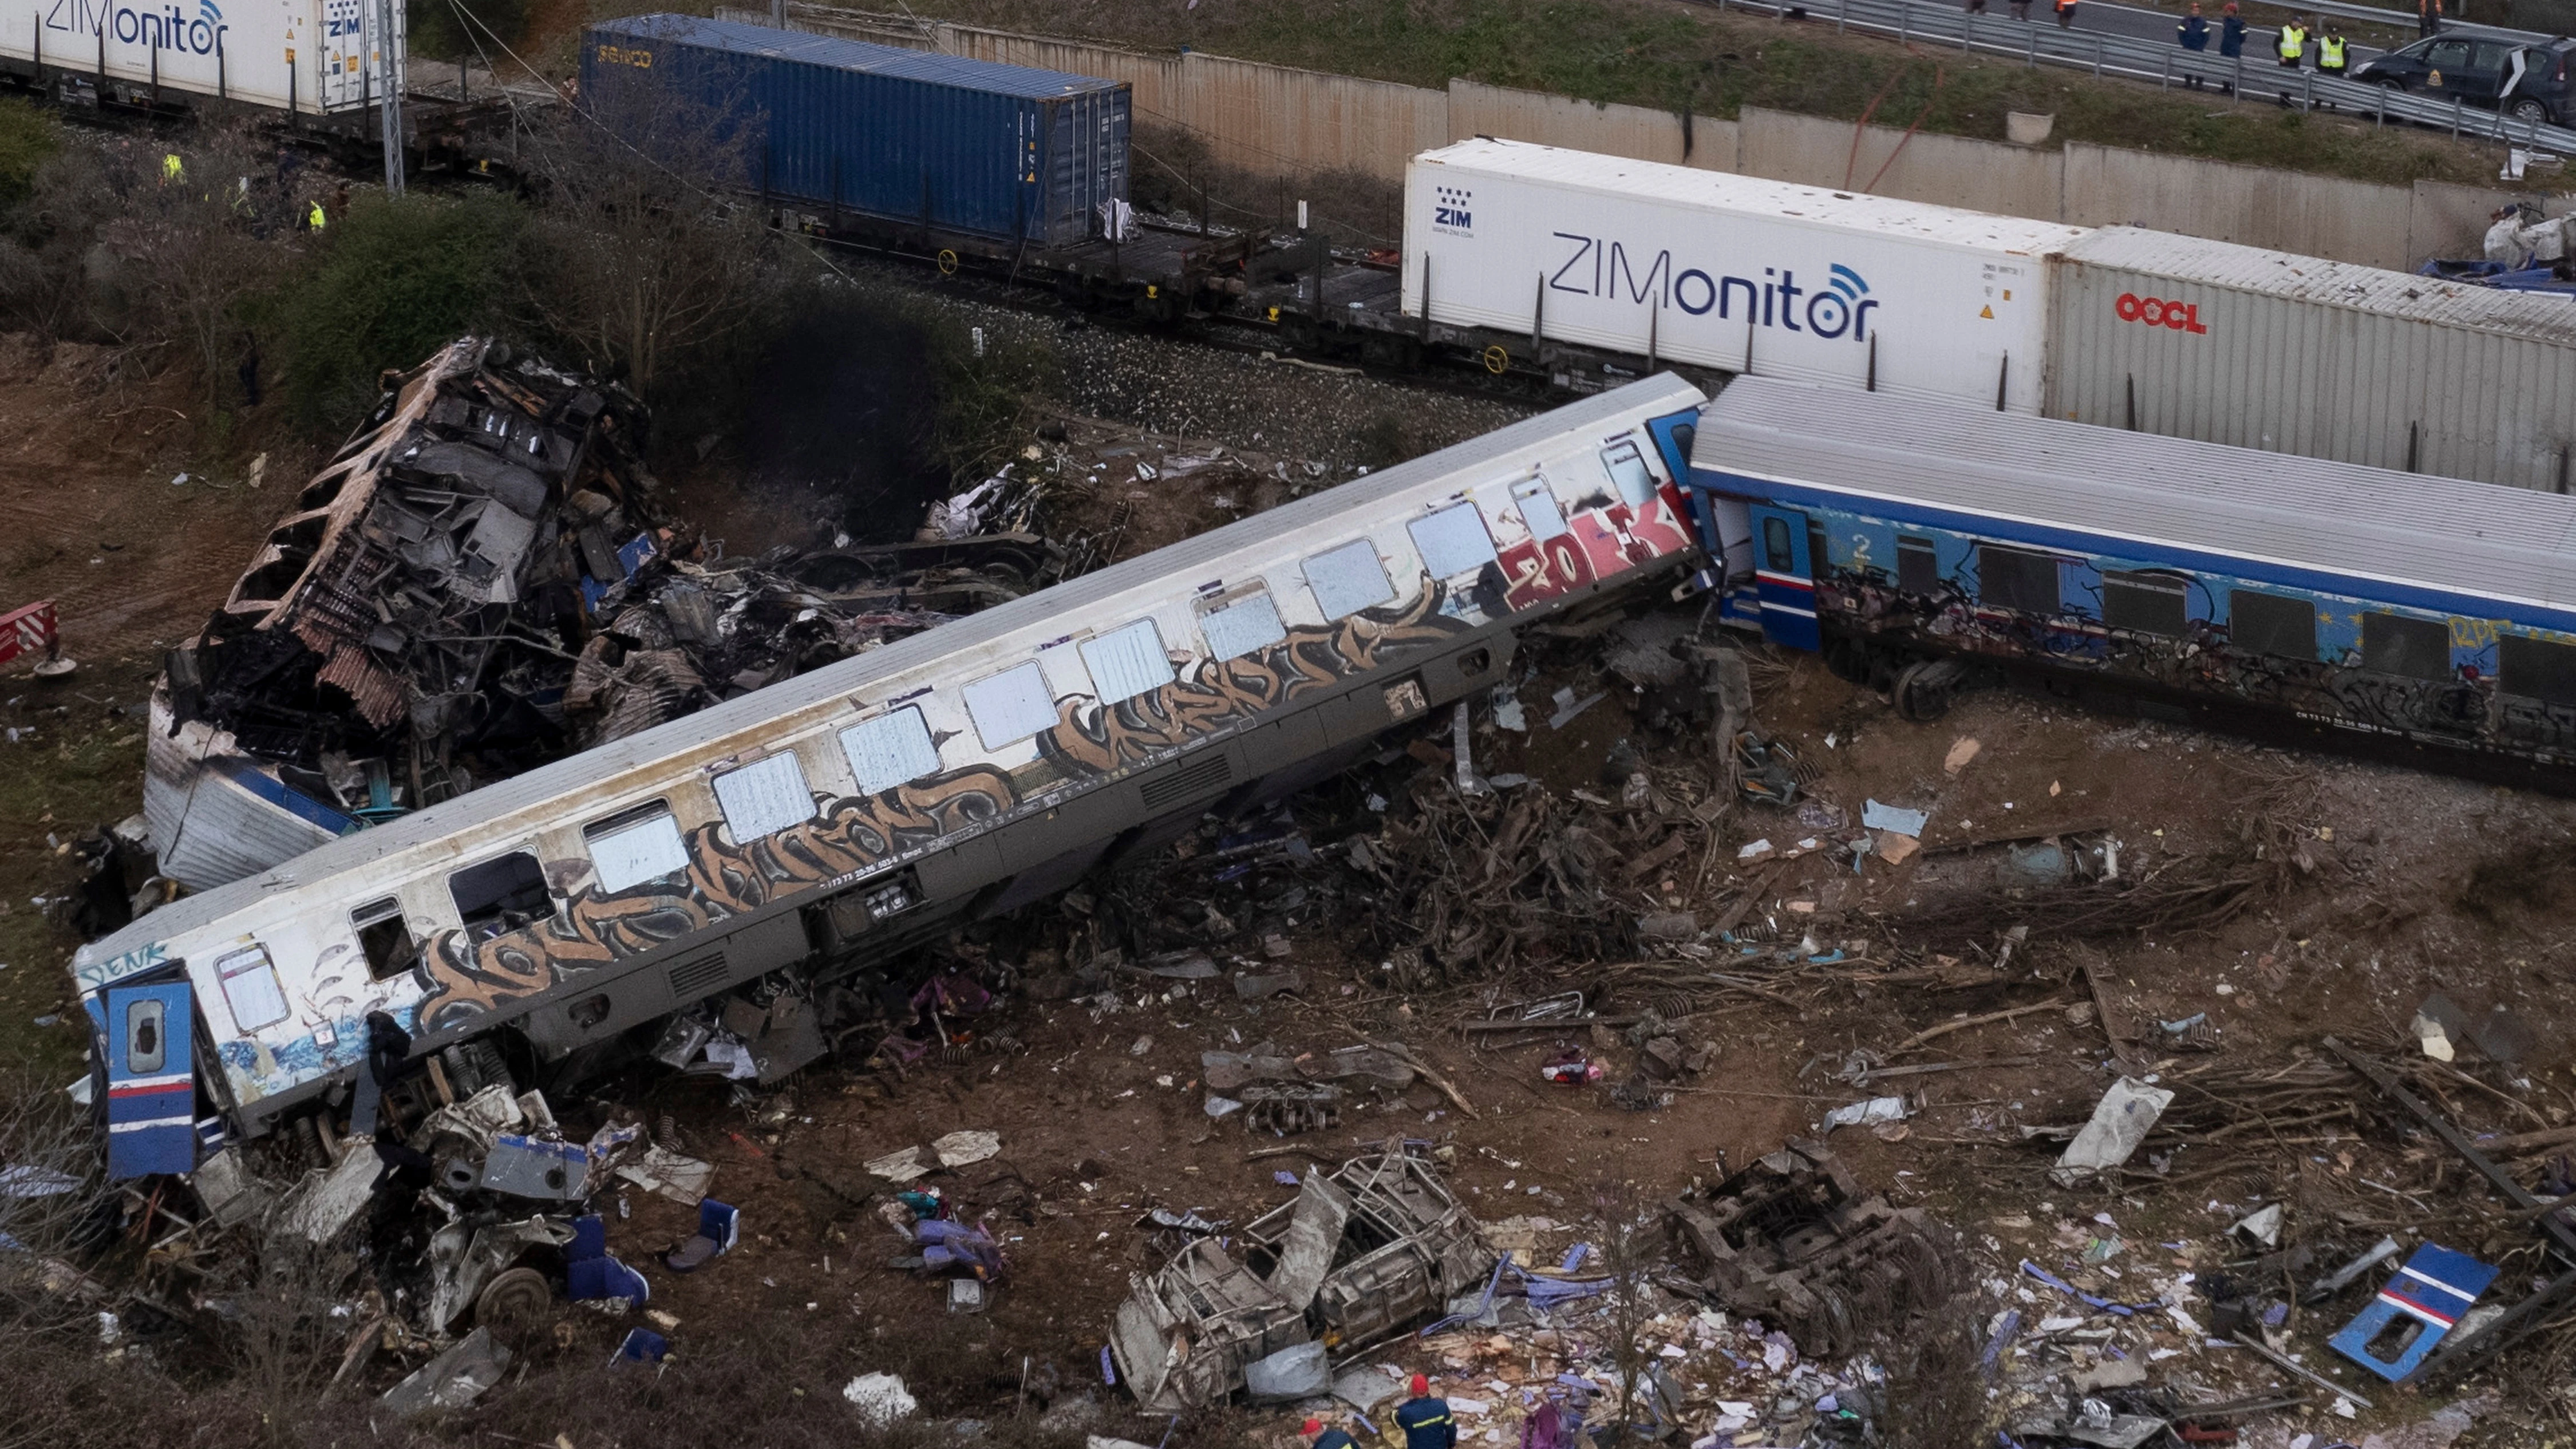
148;338;1041;893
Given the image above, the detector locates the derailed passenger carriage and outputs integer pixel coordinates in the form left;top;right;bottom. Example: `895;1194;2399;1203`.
1690;377;2576;769
74;376;1706;1175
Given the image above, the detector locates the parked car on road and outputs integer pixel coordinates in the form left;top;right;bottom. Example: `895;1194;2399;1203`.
2352;33;2576;123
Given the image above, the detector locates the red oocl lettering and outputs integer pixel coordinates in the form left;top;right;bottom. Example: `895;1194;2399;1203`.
2112;292;2207;335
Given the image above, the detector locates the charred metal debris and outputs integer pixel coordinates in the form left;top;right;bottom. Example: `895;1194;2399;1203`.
153;336;1054;882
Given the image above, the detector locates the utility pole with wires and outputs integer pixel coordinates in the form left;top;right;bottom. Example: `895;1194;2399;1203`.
377;0;406;196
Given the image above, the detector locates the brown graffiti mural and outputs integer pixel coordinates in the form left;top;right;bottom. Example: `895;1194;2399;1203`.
414;766;1020;1029
1037;583;1469;776
413;582;1478;1030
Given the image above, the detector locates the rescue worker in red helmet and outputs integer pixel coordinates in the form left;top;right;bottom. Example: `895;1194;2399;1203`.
1396;1374;1457;1449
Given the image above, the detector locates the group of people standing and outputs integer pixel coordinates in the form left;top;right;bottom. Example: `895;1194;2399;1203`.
2172;5;2350;97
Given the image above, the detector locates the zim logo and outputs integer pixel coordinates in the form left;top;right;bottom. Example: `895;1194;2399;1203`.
1432;184;1473;233
2115;291;2207;334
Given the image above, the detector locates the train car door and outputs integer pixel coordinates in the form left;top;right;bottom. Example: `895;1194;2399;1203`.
102;980;198;1178
1748;504;1821;652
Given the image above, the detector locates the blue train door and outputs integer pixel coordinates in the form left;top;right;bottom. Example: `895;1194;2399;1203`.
1748;504;1822;651
103;980;197;1178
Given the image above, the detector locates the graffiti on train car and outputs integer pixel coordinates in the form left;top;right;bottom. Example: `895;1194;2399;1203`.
1789;504;2576;764
406;585;1476;1031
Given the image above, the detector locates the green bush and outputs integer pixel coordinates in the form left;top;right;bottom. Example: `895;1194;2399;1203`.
264;189;529;428
0;97;60;210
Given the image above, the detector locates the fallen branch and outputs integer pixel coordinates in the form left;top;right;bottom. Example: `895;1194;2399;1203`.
1370;1040;1479;1120
1887;999;2075;1056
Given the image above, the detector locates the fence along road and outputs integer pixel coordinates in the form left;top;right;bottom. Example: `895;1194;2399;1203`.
1695;0;2576;153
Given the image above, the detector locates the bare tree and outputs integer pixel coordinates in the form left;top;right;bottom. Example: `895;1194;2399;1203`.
96;121;280;398
1581;1180;1667;1445
519;49;788;397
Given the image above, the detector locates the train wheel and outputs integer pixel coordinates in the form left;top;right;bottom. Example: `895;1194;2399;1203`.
1893;658;1967;722
475;1266;554;1347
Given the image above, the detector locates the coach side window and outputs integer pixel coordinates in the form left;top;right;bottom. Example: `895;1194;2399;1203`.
1896;536;1938;594
2101;571;2189;638
1761;518;1793;574
2502;635;2576;708
1512;477;1568;542
1977;544;2060;615
1600;439;1656;508
964;663;1060;749
1198;590;1288;662
215;943;291;1032
2361;612;2452;681
451;852;552;940
351;897;422;981
2228;590;2317;660
1304;539;1395;620
1408;503;1498;580
713;752;817;842
1081;618;1178;704
582;802;690;893
841;706;943;793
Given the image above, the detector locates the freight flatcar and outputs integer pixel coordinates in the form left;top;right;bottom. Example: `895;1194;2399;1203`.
1687;376;2576;769
74;374;1706;1175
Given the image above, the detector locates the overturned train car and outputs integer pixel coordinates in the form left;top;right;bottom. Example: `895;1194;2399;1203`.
76;376;1706;1175
1690;376;2576;772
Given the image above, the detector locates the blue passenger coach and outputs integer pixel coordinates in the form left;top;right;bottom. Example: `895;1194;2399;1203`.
1686;378;2576;765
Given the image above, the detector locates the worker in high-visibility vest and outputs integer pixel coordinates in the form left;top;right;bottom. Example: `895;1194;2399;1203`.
2314;22;2349;108
2316;25;2348;75
306;200;327;232
2276;15;2306;67
159;152;182;184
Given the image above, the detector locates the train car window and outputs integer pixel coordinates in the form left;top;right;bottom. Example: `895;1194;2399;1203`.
2228;591;2316;660
1305;539;1395;620
2501;635;2576;708
1897;536;1938;594
582;803;690;893
126;996;167;1075
964;662;1060;749
1761;518;1793;573
214;944;291;1032
713;752;817;842
1512;477;1569;542
1599;439;1656;507
1199;591;1287;662
351;898;421;981
1976;544;2060;615
1081;618;1178;704
1409;502;1498;579
2362;612;2453;681
841;706;942;794
2101;571;2189;637
450;852;552;939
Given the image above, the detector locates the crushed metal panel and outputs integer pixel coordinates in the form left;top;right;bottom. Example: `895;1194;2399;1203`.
1265;1169;1353;1310
1666;1139;1961;1360
276;1146;382;1243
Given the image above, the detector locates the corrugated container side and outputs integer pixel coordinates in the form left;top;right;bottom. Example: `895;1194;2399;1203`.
582;17;1129;247
2043;232;2576;492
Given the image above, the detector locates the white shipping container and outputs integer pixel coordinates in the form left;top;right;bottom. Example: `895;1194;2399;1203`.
0;0;397;115
2045;227;2576;492
1404;139;2085;413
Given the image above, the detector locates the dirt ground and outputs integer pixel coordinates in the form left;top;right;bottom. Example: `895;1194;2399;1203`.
500;631;2576;1447
7;334;2576;1444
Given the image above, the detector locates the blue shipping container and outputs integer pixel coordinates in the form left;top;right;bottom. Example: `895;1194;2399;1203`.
580;15;1129;248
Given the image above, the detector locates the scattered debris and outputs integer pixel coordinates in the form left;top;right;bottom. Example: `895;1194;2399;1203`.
1109;1148;1494;1412
2050;1078;2176;1187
